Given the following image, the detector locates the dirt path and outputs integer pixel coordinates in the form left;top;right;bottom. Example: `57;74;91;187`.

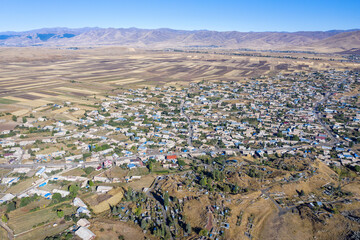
0;221;14;240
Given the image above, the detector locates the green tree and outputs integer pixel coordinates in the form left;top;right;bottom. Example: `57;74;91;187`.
83;167;94;175
165;228;171;239
223;184;231;193
57;209;64;218
111;205;118;215
12;115;17;122
6;201;16;213
68;184;79;197
141;219;147;229
135;207;142;216
178;159;186;167
298;190;305;197
126;187;133;201
2;214;8;223
163;191;169;207
65;233;73;240
51;193;63;204
233;183;240;193
199;229;208;236
20;197;32;207
88;180;94;187
147;162;153;172
200;177;207;187
186;223;192;234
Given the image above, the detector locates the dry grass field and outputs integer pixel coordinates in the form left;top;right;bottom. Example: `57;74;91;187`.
16;222;71;240
0;227;8;240
160;159;360;240
90;218;156;240
7;200;75;235
84;187;124;214
5;177;37;195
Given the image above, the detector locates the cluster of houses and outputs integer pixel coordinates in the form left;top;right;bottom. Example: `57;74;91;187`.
0;71;359;177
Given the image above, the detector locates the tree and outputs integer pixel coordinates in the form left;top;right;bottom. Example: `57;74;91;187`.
68;184;79;197
199;229;208;236
200;177;207;187
186;223;192;234
12;115;17;122
83;167;94;175
141;219;147;229
22;116;27;123
51;193;63;204
165;228;171;239
65;233;73;240
163;191;169;207
298;190;305;197
233;183;240;194
20;197;32;207
135;207;142;216
6;201;16;213
126;187;133;201
2;214;8;223
223;184;231;193
178;159;186;167
57;209;64;218
88;180;94;187
111;205;118;215
147;162;153;172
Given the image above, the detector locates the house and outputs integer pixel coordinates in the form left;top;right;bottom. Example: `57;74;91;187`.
1;177;19;185
52;189;70;197
93;176;111;183
125;176;141;182
35;167;46;177
102;160;112;168
73;197;87;208
77;206;91;216
0;193;15;203
75;227;96;240
77;218;91;228
96;186;113;194
166;155;177;160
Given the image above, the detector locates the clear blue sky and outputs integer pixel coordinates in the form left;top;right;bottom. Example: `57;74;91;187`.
1;0;359;32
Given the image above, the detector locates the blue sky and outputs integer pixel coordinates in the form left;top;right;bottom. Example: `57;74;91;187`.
1;0;359;32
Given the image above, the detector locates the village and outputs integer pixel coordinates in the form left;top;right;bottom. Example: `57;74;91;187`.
0;70;359;239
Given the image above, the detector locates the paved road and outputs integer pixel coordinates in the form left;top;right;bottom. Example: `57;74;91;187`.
314;92;340;145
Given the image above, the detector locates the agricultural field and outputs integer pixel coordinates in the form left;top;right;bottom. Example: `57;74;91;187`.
7;200;75;234
0;47;359;116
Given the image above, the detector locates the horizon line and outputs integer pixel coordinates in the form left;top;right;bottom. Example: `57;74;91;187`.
1;26;360;34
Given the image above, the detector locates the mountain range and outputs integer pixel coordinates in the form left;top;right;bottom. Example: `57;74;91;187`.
1;27;360;52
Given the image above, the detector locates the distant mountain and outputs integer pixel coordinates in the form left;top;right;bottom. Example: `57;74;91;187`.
0;27;359;52
308;30;360;52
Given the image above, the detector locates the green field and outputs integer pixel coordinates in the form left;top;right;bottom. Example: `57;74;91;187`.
5;177;36;194
7;201;75;234
16;222;72;240
0;98;18;104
